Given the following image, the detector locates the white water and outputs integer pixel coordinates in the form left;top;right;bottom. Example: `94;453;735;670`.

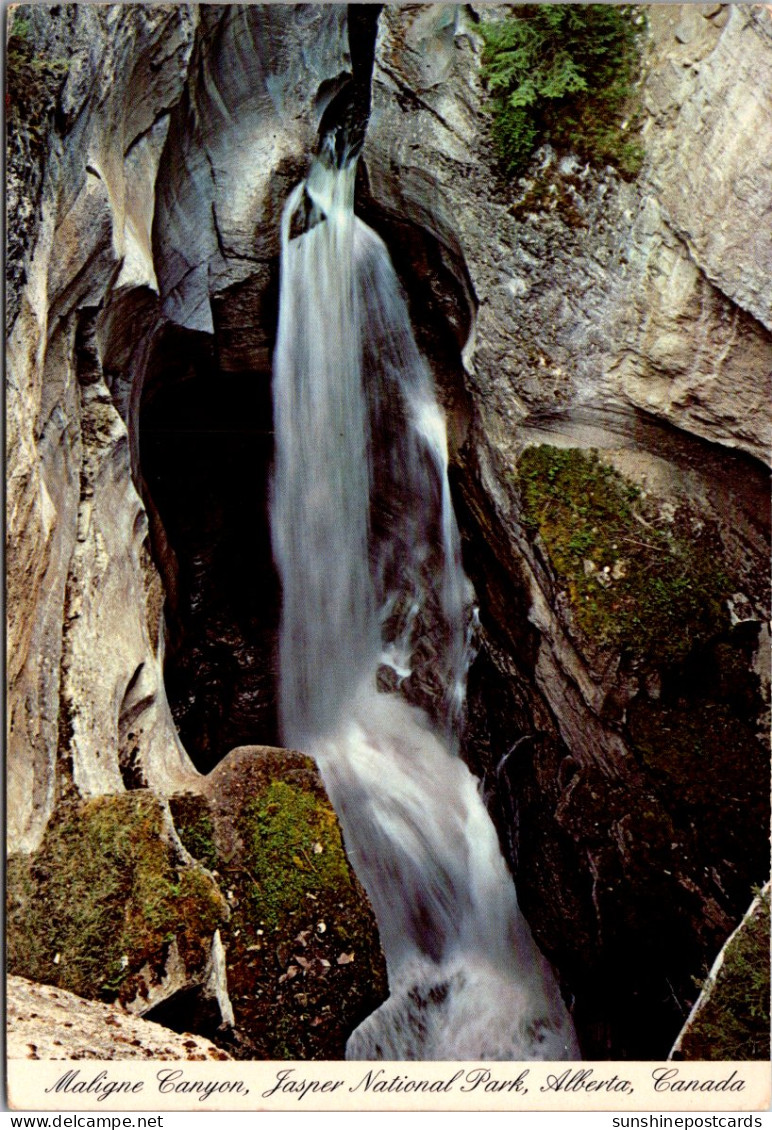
271;142;579;1060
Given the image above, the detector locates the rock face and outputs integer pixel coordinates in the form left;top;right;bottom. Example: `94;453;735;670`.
364;4;772;462
6;3;770;1061
7;4;200;855
155;4;351;338
459;429;768;1055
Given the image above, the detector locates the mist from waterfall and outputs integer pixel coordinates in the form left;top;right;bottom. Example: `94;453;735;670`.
271;139;579;1060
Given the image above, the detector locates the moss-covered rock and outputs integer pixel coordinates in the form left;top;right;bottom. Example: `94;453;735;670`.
7;747;386;1060
168;792;218;872
673;886;770;1061
517;445;731;667
6;6;71;333
174;746;387;1060
628;690;769;894
6;793;227;1005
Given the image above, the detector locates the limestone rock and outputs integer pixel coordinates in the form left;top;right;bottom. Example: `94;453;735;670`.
460;427;769;1056
362;4;772;462
6;4;200;855
155;5;351;334
7;975;230;1061
643;7;772;330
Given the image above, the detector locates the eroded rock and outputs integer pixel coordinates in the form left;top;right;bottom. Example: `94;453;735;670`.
6;791;230;1036
6;4;200;855
5;3;770;1064
363;5;772;462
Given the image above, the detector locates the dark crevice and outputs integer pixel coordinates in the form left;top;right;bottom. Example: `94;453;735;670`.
123;108;172;159
315;5;381;162
140;326;280;773
211;200;226;261
118;664;151;790
378;61;457;133
142;985;231;1044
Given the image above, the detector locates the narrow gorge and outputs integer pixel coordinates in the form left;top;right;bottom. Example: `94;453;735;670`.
6;3;770;1064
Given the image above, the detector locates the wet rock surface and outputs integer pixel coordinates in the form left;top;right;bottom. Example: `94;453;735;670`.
458;420;769;1057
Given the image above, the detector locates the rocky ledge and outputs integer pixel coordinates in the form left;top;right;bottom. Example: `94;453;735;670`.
8;976;230;1061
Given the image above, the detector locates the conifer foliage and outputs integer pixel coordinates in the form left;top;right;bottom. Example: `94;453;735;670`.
481;4;645;178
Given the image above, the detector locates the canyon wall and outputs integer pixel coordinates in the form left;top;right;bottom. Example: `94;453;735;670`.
7;4;200;854
6;3;770;1059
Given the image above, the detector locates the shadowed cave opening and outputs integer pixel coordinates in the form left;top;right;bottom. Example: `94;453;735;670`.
140;326;281;773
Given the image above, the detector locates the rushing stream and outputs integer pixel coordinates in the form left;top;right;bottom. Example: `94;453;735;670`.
271;137;579;1060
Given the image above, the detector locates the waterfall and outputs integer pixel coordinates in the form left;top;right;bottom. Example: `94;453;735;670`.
271;137;579;1060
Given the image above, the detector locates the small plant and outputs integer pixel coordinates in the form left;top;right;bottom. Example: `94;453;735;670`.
169;793;218;871
481;5;646;178
10;14;31;41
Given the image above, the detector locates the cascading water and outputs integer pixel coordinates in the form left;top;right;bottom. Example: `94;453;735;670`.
271;133;579;1060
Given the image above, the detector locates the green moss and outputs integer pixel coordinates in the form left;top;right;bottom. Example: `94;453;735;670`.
169;793;218;871
7;10;70;104
10;15;31;41
211;761;387;1060
6;794;226;1002
677;888;770;1061
481;5;646;179
240;780;355;934
517;446;731;666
